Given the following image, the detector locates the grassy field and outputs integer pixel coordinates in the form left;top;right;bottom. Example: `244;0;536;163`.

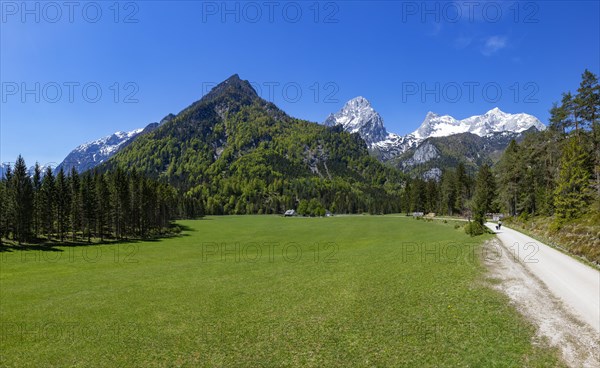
0;215;562;367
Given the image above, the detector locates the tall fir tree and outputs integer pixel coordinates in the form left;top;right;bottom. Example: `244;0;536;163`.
0;178;6;245
80;172;97;243
497;140;522;216
554;137;593;223
12;156;34;244
70;167;82;241
472;164;496;225
2;166;14;240
55;168;71;241
40;167;56;240
95;172;111;241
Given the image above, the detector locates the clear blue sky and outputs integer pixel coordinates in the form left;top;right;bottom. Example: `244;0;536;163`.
1;1;599;166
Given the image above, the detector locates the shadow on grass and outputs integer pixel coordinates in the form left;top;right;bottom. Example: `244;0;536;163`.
0;224;195;253
0;231;190;253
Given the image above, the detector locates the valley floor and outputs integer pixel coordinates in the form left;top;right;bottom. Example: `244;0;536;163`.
0;215;565;367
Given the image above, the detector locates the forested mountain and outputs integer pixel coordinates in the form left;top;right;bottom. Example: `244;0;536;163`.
102;75;406;215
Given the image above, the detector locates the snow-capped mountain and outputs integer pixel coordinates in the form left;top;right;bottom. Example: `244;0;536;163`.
55;128;146;173
324;97;545;162
413;107;546;140
55;113;175;174
324;96;389;145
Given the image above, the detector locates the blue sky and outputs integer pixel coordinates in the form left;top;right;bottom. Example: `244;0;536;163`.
1;1;599;166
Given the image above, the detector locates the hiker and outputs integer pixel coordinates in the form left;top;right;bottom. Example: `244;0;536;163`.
498;220;502;230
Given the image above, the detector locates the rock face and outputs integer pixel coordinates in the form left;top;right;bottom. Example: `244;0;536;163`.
400;142;440;169
324;96;389;145
324;97;546;178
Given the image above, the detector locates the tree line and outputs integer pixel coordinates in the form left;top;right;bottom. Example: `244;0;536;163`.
0;156;185;245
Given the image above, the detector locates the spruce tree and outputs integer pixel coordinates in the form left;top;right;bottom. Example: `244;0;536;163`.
575;69;600;199
32;163;42;238
0;178;6;245
70;167;82;241
2;166;14;240
472;164;496;225
12;156;34;244
81;173;97;243
554;137;593;223
454;163;467;214
40;167;56;240
55;168;71;242
95;172;111;241
497;140;522;216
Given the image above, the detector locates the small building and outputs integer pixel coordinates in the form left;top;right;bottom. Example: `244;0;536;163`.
284;209;296;217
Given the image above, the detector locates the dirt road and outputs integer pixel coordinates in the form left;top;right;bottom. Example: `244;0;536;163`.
485;222;600;333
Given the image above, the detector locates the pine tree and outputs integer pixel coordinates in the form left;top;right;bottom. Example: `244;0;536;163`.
70;167;82;241
554;138;593;223
129;169;142;236
32;163;42;238
549;102;569;135
0;178;6;245
12;156;34;244
81;173;97;243
40;167;56;240
111;168;130;239
454;163;467;214
472;164;496;225
55;168;71;242
497;140;522;216
95;172;111;241
439;169;457;215
575;69;600;131
2;166;14;241
575;69;600;199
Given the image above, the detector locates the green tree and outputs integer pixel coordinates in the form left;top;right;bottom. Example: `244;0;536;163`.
81;173;97;242
554;138;593;223
40;167;56;240
32;163;42;238
55;168;71;242
70;168;82;241
472;164;496;225
95;172;111;241
2;166;14;241
575;69;600;199
497;140;522;216
0;177;6;245
12;156;34;244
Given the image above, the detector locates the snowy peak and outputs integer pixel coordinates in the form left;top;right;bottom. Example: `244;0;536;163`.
325;99;546;162
55;128;146;173
413;107;545;139
324;96;388;145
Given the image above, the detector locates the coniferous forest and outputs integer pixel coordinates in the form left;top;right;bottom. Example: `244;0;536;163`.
0;159;181;245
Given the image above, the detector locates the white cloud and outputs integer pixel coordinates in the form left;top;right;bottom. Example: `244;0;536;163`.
481;36;508;56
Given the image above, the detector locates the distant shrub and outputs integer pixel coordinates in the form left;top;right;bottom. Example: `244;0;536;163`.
464;221;486;236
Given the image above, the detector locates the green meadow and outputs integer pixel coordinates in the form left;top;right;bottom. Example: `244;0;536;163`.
0;216;562;367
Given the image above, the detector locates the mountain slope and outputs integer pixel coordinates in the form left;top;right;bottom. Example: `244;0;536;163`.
102;75;405;215
389;128;536;180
